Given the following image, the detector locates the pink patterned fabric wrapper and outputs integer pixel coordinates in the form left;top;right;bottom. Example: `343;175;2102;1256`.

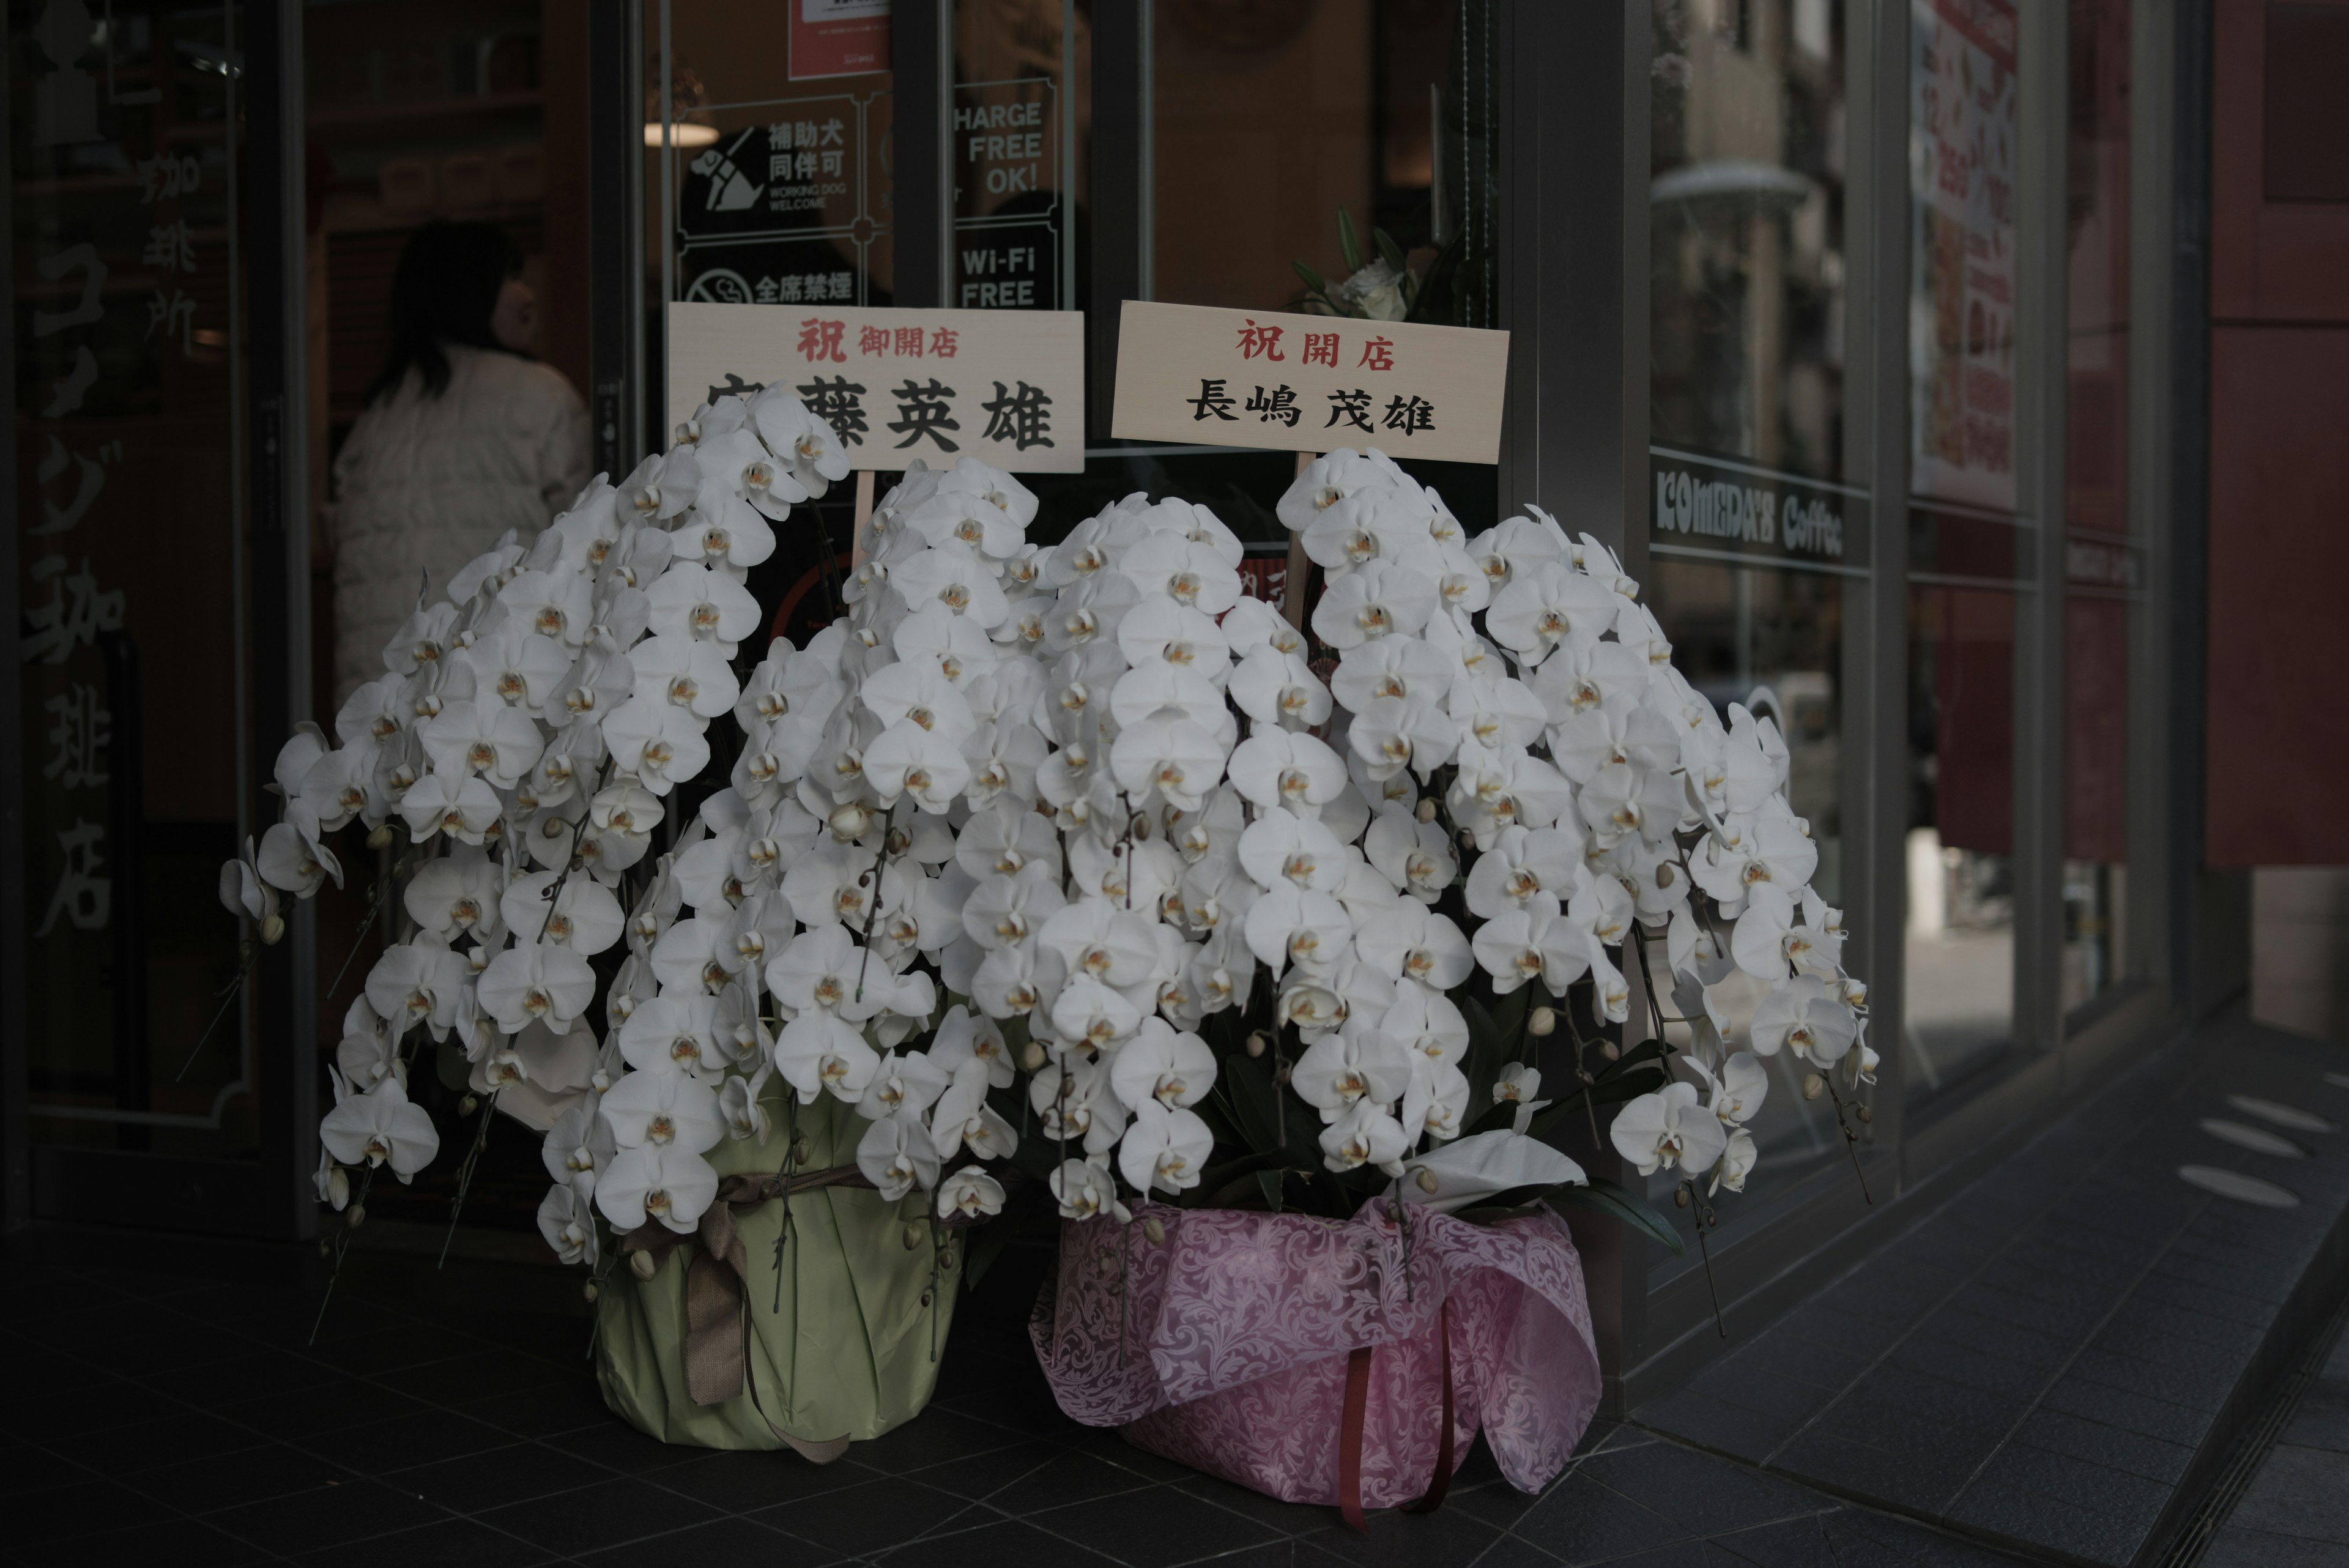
1029;1202;1601;1507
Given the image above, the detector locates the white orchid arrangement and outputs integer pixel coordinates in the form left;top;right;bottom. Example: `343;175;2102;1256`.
228;382;1872;1294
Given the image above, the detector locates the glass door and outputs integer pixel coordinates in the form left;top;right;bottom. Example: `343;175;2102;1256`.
13;1;261;1195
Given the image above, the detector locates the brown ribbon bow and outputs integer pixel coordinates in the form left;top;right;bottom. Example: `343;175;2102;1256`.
618;1164;875;1408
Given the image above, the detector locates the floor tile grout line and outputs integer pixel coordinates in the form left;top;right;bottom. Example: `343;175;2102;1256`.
1748;1070;2256;1476
1941;1191;2216;1520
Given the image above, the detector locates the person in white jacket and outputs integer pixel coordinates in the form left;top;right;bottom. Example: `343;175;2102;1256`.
328;221;590;705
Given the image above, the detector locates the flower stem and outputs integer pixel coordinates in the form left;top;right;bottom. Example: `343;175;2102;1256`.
1685;1180;1727;1337
437;1090;499;1269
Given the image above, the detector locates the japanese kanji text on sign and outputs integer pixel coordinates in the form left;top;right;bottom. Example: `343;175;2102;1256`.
1110;300;1510;466
667;303;1085;474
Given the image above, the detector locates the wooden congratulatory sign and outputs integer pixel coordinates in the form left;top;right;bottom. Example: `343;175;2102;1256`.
667;302;1086;474
1110;300;1511;467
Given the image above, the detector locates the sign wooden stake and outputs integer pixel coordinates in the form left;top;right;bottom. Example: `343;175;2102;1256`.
850;469;875;570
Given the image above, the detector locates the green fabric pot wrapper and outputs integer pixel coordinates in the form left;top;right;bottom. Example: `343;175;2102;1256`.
595;1095;959;1458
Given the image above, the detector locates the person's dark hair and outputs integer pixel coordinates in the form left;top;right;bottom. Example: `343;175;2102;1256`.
365;221;524;405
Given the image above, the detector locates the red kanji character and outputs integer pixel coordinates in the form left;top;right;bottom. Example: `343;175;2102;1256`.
894;326;925;357
1237;318;1285;361
1358;336;1395;371
929;327;959;357
798;318;848;363
859;324;891;355
1302;332;1340;368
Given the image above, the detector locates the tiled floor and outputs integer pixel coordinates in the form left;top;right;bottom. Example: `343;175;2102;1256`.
0;1230;2036;1567
2201;1320;2349;1567
1638;1011;2349;1568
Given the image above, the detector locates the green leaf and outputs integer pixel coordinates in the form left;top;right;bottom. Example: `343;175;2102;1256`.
435;1039;472;1094
1375;226;1408;277
1292;259;1332;296
1256;1169;1285;1213
1551;1176;1687;1256
1337;207;1365;275
1222;1051;1283;1155
1598;1039;1669;1081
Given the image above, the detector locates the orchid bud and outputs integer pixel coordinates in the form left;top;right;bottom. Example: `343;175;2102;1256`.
346;1203;368;1229
1600;1040;1619;1061
828;804;872;842
261;913;286;945
630;1250;658;1280
792;1136;811;1167
1415;798;1438;823
366;822;394;849
1855;1103;1874;1124
1527;1006;1556;1037
1097;1252;1117;1276
582;1281;600;1304
1020;1041;1047;1072
1245;1031;1269;1059
458;1094;479;1117
1674;1186;1691;1208
1803;1072;1826;1101
1143;1216;1166;1245
318;1238;332;1258
1275;1063;1293;1087
1414;1167;1439;1194
902;1224;924;1250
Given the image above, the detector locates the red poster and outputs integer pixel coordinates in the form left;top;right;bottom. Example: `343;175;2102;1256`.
791;0;891;81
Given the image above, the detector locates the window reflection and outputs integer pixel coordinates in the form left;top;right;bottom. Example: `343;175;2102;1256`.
1650;0;1848;481
1648;560;1846;1228
2063;0;2134;1016
1905;583;2019;1103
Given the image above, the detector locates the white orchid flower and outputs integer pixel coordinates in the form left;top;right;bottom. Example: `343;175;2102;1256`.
1227;729;1348;817
1049;1156;1129;1222
1609;1081;1729;1178
398;770;502;845
597;1143;719;1233
1483;560;1617;666
1311;559;1437;649
1354;902;1474;988
1319;1101;1411;1176
319;1078;439;1181
477;940;598;1035
645;561;762;653
258;802;343;898
364;940;467;1041
1401;1053;1473;1141
1119;1101;1214;1195
616;993;726;1079
1107;1019;1217;1110
542;1102;617;1195
1291;1024;1414;1124
1749;975;1859;1066
218;836;280;932
1710;1126;1758;1195
499;870;624;954
601;1068;725;1154
858;1049;951;1121
499;569;594;648
538;1184;599;1265
937;1168;1007;1221
1472;892;1597;994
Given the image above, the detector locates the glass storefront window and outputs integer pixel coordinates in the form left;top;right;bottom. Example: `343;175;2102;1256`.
1904;0;2034;1116
1646;0;1857;1233
1139;1;1499;548
16;2;254;1159
2063;0;2134;1016
1904;572;2020;1101
1650;0;1849;484
653;1;897;313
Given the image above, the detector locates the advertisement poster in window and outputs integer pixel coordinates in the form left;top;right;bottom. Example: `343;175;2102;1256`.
792;0;891;82
1910;0;2019;513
